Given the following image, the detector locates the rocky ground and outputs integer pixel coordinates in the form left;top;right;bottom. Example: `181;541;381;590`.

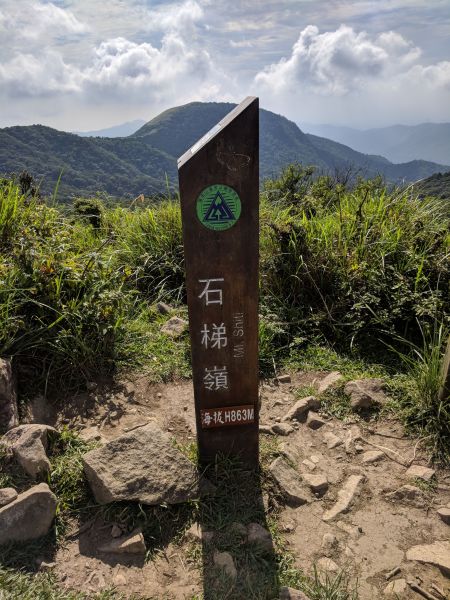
1;361;449;600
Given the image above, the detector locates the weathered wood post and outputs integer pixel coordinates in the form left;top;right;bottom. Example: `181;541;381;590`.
178;97;259;466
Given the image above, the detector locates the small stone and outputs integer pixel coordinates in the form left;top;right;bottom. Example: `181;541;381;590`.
0;483;57;544
161;316;188;337
111;524;123;538
354;444;364;453
99;528;146;554
272;423;294;436
437;507;450;525
405;464;435;482
269;458;312;507
361;450;384;464
315;372;342;394
302;459;316;471
310;454;321;464
323;432;342;449
1;424;56;479
259;424;274;435
322;533;338;554
273;400;285;407
317;557;339;573
385;485;426;508
322;475;364;521
213;551;237;581
156;302;172;315
282;396;321;423
406;540;450;576
383;578;407;595
302;473;328;496
246;523;273;552
277;374;291;384
36;560;56;572
281;521;295;533
0;487;18;507
306;412;326;430
279;587;312;600
344;378;387;410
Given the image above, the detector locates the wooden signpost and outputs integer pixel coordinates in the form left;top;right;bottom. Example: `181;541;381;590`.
178;97;259;466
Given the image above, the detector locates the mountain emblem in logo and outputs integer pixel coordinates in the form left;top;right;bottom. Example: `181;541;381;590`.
196;184;241;231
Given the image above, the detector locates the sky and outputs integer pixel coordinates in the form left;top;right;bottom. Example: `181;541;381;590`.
0;0;450;130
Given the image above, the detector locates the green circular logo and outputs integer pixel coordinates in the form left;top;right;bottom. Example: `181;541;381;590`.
196;184;241;231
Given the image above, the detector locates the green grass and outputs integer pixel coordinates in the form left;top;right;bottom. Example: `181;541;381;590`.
386;322;450;462
0;567;139;600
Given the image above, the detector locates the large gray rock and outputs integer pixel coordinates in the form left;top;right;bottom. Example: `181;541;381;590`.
1;424;56;478
0;483;57;545
269;458;312;507
83;422;214;505
406;540;450;576
0;358;18;433
344;378;387;410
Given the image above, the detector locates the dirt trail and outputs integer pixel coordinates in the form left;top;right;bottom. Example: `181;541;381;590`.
32;372;450;600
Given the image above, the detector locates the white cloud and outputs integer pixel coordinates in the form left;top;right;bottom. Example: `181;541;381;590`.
81;35;216;101
407;61;450;90
0;51;81;97
146;0;204;35
0;1;88;44
255;25;422;95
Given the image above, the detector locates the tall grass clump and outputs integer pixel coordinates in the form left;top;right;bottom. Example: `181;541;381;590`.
0;182;133;395
261;165;450;352
106;200;185;303
389;322;449;461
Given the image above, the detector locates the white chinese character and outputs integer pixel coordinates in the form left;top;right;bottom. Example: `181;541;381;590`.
202;411;212;426
200;323;228;349
213;411;224;424
203;366;228;391
198;278;224;306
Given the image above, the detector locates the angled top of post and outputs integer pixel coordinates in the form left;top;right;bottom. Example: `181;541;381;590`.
177;96;258;170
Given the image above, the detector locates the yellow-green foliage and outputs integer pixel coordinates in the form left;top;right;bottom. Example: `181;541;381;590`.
0;168;448;398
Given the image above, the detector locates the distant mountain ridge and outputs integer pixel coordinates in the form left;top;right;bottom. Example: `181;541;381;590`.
302;122;450;166
0;103;448;199
75;119;146;138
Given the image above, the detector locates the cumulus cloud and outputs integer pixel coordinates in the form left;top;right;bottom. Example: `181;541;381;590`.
0;1;88;43
0;51;81;98
81;35;216;101
255;25;422;95
145;0;204;35
0;31;227;106
407;61;450;90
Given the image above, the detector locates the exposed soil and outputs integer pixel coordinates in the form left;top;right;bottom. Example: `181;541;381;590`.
28;372;450;600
